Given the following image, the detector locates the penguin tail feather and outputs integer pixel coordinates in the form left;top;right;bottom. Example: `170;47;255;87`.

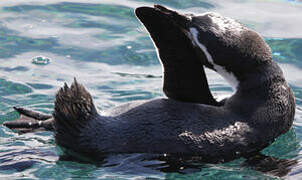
53;78;98;149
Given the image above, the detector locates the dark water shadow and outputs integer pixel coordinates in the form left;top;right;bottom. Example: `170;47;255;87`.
0;147;57;173
58;148;298;178
242;154;298;177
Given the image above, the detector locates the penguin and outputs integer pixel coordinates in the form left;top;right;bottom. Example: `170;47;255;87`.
3;5;295;163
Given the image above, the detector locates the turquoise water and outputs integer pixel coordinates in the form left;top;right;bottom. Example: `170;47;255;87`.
0;0;301;179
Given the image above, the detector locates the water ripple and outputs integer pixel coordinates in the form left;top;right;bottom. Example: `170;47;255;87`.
0;0;301;179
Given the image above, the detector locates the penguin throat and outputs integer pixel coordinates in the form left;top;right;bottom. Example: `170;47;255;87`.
189;27;239;91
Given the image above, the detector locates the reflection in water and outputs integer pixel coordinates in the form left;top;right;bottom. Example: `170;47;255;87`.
57;150;298;178
243;154;298;177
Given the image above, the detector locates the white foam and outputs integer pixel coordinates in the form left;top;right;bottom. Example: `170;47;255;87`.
189;28;239;90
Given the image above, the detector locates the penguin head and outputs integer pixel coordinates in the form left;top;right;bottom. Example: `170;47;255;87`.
184;11;274;89
136;5;273;90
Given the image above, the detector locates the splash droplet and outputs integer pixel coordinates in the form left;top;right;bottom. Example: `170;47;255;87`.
32;56;51;65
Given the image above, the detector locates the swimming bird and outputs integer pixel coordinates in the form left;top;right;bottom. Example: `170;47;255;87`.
3;5;295;163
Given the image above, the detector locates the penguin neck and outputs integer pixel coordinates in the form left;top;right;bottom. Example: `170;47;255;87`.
232;61;285;96
215;61;285;97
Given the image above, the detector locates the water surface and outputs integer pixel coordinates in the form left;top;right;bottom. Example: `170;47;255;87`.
0;0;302;179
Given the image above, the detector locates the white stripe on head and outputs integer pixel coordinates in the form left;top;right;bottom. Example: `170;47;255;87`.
189;27;239;90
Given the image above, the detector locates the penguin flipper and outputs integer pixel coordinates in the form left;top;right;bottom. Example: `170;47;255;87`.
136;6;217;105
3;107;54;133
